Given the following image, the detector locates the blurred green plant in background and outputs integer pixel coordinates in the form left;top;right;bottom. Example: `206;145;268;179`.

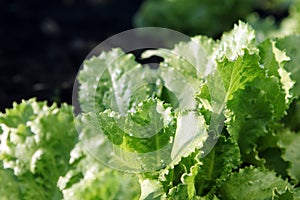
134;0;298;38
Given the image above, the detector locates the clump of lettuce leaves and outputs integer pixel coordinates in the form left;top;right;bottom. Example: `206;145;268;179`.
130;21;299;200
73;21;300;199
1;21;300;200
0;99;78;199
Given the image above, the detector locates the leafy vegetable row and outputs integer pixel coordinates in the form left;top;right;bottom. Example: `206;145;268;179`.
1;21;300;199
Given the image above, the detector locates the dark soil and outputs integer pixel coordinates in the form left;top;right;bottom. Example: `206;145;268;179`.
0;0;142;111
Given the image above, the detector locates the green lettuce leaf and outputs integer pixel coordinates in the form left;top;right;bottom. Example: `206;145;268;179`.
256;131;289;178
217;51;263;102
213;21;258;61
79;48;160;114
276;35;300;97
195;136;241;196
58;143;141;200
278;129;300;184
283;99;300;132
219;167;293;200
98;98;176;153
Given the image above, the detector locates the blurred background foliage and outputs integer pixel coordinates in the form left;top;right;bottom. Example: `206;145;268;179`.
134;0;297;38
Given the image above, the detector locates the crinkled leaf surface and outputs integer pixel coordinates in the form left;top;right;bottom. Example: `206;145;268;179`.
219;167;293;200
0;99;77;199
278;129;300;184
58;143;141;200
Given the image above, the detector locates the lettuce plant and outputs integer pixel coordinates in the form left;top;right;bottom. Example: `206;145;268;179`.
0;99;77;199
